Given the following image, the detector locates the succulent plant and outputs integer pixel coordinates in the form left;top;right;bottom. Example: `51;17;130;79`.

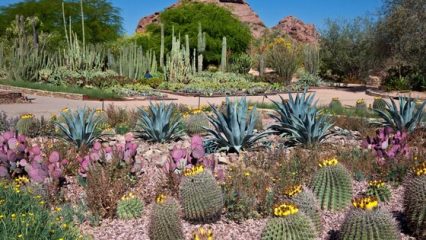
148;194;184;240
192;226;214;240
206;97;270;153
185;112;210;136
372;97;387;112
355;99;368;114
55;107;103;149
374;97;426;133
362;127;409;165
269;91;333;146
366;180;391;202
340;196;399;240
135;102;184;143
261;203;317;240
282;185;322;233
329;97;344;114
179;166;223;222
16;113;34;135
310;158;353;211
116;192;143;220
403;163;426;238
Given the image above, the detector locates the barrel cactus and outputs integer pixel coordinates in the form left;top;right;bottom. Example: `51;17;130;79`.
16;113;34;135
310;158;353;211
283;185;322;233
116;192;143;220
403;162;426;238
179;165;223;222
355;99;368;114
329;97;344;114
372;97;387;112
366;180;391;203
261;202;317;240
185;112;209;135
148;194;184;240
340;196;399;240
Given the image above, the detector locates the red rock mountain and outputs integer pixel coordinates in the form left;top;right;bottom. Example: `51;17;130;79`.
272;16;319;43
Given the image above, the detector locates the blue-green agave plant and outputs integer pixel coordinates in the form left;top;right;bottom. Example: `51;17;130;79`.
135;102;184;143
55;108;103;149
268;91;333;146
205;97;270;153
373;97;426;133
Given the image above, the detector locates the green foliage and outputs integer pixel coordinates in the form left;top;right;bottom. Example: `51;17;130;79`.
55;107;103;149
403;173;426;238
261;212;317;240
135;103;184;143
179;169;224;222
148;196;184;240
372;97;387;112
0;182;81;240
144;2;251;65
140;77;163;89
339;208;399;240
303;44;320;75
116;194;143;220
269;91;333;146
228;53;252;74
0;0;122;44
366;182;391;203
266;37;301;83
296;71;323;88
185;113;209;136
310;163;353;210
374;97;426;133
206;97;270;153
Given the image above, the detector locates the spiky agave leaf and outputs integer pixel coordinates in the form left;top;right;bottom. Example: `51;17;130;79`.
136;102;184;143
374;97;426;133
205;97;270;153
55;108;103;149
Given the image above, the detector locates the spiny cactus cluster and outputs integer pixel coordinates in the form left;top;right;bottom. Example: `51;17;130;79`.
282;185;322;233
310;158;353;211
339;196;399;240
261;202;317;240
372;97;387;112
366;180;391;202
185;112;210;136
403;162;426;238
180;165;223;222
149;194;184;240
116;192;143;220
16;113;34;135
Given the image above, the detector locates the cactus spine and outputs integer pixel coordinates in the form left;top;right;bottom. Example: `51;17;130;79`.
310;158;353;211
403;163;426;238
116;192;143;220
220;37;227;72
148;195;184;240
261;203;317;240
179;166;223;222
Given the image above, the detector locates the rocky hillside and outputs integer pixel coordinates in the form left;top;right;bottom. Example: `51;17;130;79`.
272;16;319;43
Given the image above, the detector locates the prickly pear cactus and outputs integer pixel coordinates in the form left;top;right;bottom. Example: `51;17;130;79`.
340;196;399;240
185;112;209;135
283;185;323;233
372;97;387;112
148;194;184;240
261;202;317;240
179;166;223;222
310;158;353;211
16;113;34;135
403;162;426;238
116;192;143;220
366;180;391;203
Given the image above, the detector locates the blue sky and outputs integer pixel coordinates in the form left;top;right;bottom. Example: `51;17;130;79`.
1;0;383;35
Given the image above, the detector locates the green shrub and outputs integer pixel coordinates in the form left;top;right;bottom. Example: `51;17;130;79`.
140;77;163;89
0;181;81;240
116;193;143;220
296;71;322;89
148;195;184;240
266;37;301;84
179;166;223;222
228;53;252;74
310;159;353;211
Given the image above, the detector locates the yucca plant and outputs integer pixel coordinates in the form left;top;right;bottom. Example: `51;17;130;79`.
269;91;333;146
55;108;103;149
374;97;426;133
135;102;184;143
205;97;270;153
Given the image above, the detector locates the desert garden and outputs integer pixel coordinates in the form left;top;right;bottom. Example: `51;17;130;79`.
0;0;425;240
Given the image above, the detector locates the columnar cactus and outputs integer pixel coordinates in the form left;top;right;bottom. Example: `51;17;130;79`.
148;194;184;240
116;192;143;220
403;162;426;238
179;165;223;222
339;196;399;240
310;158;353;211
261;202;317;240
366;180;391;203
283;185;322;233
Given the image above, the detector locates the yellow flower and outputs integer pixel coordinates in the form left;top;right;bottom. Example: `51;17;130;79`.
368;180;385;188
62;223;68;229
374;97;382;100
318;157;338;168
17;234;23;238
35;195;42;199
356;99;365;104
192;226;214;240
61;107;69;113
283;184;302;197
273;203;299;217
155;194;166;204
332;97;339;101
0;214;4;220
20;113;34;120
95;108;104;113
39;201;45;205
414;162;426;176
352;196;379;210
184;165;205;177
11;213;16;219
54;207;62;212
244;171;250;177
